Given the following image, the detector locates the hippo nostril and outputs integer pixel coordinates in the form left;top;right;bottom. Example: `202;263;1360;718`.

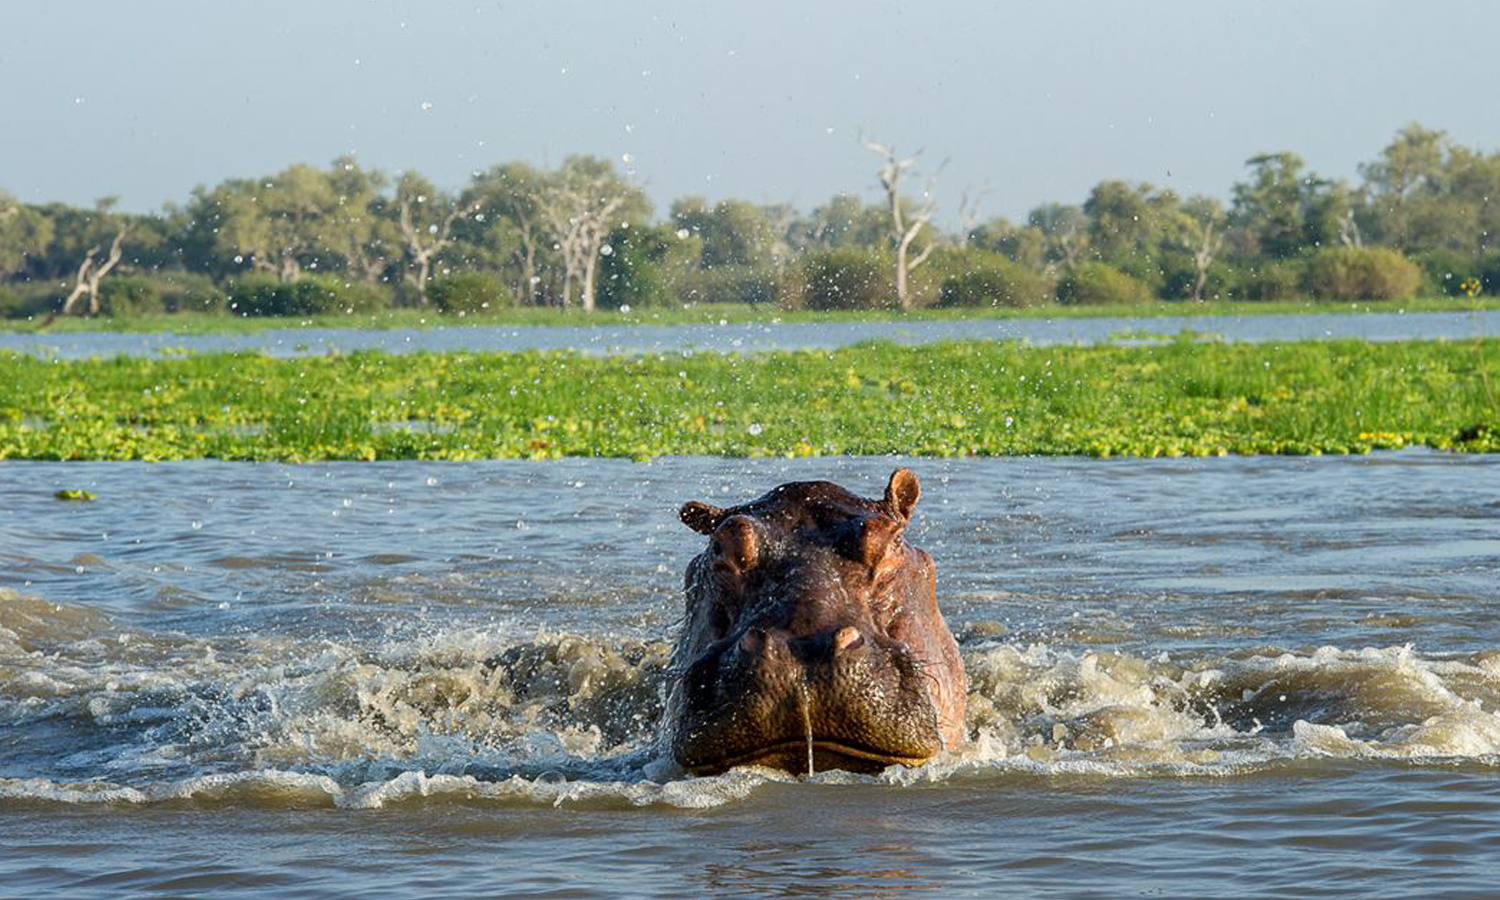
832;626;863;653
738;627;768;657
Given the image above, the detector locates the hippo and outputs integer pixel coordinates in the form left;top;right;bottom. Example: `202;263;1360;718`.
666;468;967;775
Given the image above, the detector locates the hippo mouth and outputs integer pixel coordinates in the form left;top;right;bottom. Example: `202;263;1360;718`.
689;738;934;775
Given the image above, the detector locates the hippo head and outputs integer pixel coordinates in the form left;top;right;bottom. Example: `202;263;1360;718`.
667;468;967;775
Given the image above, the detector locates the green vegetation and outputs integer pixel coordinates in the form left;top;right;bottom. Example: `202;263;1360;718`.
2;339;1494;461
3;124;1500;328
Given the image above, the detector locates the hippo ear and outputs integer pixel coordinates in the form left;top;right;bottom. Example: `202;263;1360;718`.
680;501;726;535
882;468;920;522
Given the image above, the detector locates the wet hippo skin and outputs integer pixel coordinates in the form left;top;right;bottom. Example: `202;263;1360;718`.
668;468;967;775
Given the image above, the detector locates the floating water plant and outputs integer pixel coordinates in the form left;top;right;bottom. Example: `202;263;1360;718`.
1;339;1495;461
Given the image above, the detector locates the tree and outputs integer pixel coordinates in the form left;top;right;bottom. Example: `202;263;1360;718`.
1027;203;1089;269
208;164;339;281
395;171;474;302
1231;151;1321;258
536;156;645;312
670;197;777;269
1359;124;1500;256
1302;180;1364;250
795;194;888;251
968;217;1046;268
1084;180;1159;260
323;156;396;284
1173;197;1226;302
596;222;700;309
49;199;131;319
463;162;549;305
0;191;53;280
862;138;939;310
1361;123;1445;207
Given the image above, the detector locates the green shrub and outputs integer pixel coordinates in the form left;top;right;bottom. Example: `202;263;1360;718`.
596;224;703;309
801;248;894;310
772;264;810;311
1477;254;1500;296
156;272;228;313
1159;253;1236;301
0;282;59;319
1413;249;1481;297
1056;261;1154;306
97;276;165;316
228;274;388;316
677;265;777;306
1303;247;1421;302
1240;260;1306;302
227;273;290;316
937;255;1055;308
1112;254;1168;295
428;272;509;313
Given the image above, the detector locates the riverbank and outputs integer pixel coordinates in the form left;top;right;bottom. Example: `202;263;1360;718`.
2;338;1495;460
5;296;1499;334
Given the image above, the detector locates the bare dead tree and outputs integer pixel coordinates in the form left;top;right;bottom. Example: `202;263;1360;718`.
1337;209;1363;248
957;185;992;240
539;184;626;312
52;225;129;322
398;193;474;301
862;137;938;309
508;208;545;306
1185;217;1224;303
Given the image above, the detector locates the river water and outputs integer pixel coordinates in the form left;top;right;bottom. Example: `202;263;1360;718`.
2;452;1498;898
4;308;1500;358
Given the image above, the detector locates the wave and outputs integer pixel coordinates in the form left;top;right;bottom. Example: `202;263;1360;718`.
4;588;1500;808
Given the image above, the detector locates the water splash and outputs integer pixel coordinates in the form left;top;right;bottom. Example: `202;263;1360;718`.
798;682;814;777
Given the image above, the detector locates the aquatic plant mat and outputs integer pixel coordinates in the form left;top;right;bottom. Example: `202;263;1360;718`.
2;338;1496;460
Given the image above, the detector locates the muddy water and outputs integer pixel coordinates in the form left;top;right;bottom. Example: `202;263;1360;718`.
4;308;1500;358
2;452;1498;898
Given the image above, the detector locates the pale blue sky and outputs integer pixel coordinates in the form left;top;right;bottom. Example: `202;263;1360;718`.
2;0;1495;225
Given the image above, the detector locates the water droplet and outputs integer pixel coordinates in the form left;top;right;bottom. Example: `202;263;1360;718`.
1004;416;1014;428
620;304;631;313
426;476;439;486
747;423;763;436
675;228;690;239
233;255;244;264
621;153;633;164
420;100;434;111
600;244;613;256
191;521;203;530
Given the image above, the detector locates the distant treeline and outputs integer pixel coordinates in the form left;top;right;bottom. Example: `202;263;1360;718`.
1;123;1497;320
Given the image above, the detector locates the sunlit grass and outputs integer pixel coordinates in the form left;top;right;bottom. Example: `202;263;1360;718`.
4;295;1499;334
0;339;1494;461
